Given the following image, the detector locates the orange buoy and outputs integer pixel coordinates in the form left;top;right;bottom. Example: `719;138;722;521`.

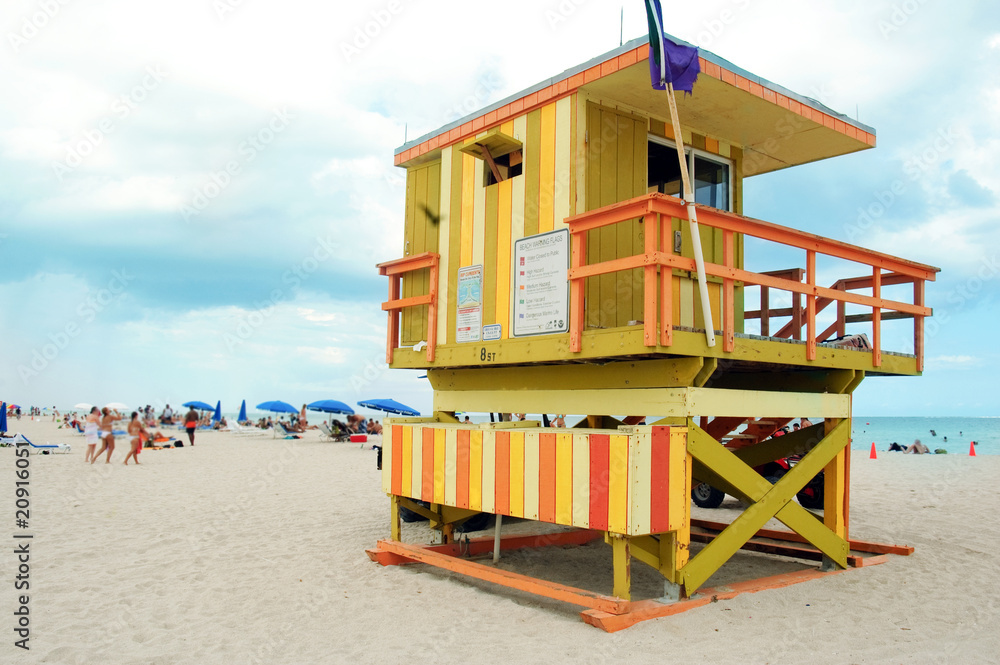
869;442;877;459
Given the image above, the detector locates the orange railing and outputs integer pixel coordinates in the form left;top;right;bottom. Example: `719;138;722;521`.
565;194;938;370
377;252;439;364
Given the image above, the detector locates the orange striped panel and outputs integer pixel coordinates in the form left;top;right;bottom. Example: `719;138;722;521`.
589;434;610;531
538;432;556;523
421;427;434;502
650;426;672;533
456;429;471;509
390;424;403;495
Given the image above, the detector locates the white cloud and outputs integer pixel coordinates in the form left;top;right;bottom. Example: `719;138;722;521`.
926;355;979;369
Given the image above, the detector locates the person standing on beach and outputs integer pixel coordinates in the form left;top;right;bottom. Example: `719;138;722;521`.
184;407;199;446
84;406;101;463
91;407;122;464
123;412;146;465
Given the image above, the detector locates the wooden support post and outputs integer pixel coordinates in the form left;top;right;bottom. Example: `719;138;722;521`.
390;494;401;542
806;250;816;360
643;212;658;347
611;534;631;601
822;417;847;544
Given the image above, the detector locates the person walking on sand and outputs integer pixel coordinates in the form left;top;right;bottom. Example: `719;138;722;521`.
122;411;146;465
84;406;101;463
91;407;122;464
184;407;199;446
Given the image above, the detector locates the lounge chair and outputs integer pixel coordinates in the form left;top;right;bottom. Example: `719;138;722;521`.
3;433;71;454
319;422;350;442
230;421;265;437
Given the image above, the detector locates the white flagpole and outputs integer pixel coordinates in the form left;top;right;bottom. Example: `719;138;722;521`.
665;81;716;348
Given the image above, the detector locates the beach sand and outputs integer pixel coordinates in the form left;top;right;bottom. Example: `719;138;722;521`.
2;418;998;664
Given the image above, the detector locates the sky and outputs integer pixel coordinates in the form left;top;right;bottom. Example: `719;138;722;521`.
1;0;997;418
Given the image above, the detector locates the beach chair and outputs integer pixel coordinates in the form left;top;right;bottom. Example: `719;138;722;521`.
319;422;350;442
8;433;71;454
231;421;265;437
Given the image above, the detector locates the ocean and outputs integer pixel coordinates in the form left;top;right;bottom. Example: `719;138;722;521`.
851;416;995;456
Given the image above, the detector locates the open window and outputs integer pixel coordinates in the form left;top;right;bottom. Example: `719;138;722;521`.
648;136;732;211
459;129;523;186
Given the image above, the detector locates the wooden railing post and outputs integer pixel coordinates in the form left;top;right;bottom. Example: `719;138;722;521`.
386;276;400;364
872;267;882;368
806;250;816;360
914;279;925;372
723;230;735;352
643;211;658;347
760;285;770;337
659;212;673;347
427;261;438;362
570;230;587;353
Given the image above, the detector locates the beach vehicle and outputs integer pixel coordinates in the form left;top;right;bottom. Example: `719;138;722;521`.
693;455;824;510
367;25;938;629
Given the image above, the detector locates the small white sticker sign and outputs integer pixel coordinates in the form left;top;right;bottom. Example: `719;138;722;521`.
513;228;570;337
482;324;501;341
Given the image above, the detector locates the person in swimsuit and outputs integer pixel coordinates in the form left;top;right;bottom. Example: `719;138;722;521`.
84;406;101;462
184;407;199;446
91;407;122;464
122;412;146;465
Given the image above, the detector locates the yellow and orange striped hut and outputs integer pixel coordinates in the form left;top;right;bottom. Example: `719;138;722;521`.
369;33;937;630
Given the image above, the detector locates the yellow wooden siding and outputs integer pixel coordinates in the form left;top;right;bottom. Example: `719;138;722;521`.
553;96;572;230
400;160;440;345
523;108;541;236
481;430;496;514
538;103;556;233
509;431;525;518
436;147;452;346
469;429;483;511
555;432;573;524
585;102;647;329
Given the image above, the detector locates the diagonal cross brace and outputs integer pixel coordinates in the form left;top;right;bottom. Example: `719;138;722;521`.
681;420;850;594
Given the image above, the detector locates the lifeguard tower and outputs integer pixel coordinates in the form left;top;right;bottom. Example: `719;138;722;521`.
367;34;938;630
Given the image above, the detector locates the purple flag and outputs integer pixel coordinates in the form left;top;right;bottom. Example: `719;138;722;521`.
644;0;700;93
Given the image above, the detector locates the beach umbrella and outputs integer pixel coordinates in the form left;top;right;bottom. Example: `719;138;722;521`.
357;398;420;416
238;400;247;423
306;399;354;415
74;402;93;410
212;400;222;423
1;402;7;433
182;401;214;411
255;400;298;414
105;402;128;411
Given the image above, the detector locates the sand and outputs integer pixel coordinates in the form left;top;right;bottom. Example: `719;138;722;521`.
2;417;998;664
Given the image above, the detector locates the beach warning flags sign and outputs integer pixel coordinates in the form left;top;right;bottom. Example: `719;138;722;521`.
869;442;877;459
969;441;977;457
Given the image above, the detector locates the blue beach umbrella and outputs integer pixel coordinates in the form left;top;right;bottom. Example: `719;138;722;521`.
238;400;247;423
1;402;7;434
255;400;298;414
182;401;214;411
357;398;420;417
212;401;222;423
306;399;354;415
